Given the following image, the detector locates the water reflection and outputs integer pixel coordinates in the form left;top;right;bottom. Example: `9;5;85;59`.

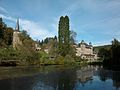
32;68;76;90
76;66;95;87
0;66;120;90
99;68;120;90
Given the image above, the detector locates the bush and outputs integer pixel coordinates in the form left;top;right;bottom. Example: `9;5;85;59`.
55;56;64;65
64;55;76;65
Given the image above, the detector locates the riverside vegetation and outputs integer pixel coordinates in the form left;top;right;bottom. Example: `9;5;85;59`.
96;38;120;68
0;16;81;66
1;16;120;67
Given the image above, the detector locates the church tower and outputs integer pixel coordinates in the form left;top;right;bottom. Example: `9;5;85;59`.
13;19;22;48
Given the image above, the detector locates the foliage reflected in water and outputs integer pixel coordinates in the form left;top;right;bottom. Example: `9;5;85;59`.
0;66;120;90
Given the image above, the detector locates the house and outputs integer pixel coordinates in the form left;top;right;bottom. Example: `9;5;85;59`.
35;43;41;51
76;40;98;61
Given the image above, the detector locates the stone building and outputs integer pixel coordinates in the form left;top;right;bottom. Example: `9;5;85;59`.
12;19;22;48
76;40;97;61
35;43;41;51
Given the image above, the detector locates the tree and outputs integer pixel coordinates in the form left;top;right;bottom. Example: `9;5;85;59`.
0;17;12;47
58;16;71;56
54;35;57;40
101;38;120;66
4;27;13;46
98;48;110;60
0;17;4;46
70;30;77;45
21;30;30;40
111;39;120;64
0;17;3;35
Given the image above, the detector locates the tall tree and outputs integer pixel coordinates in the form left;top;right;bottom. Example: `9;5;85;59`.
58;16;71;56
58;16;64;53
0;17;9;47
0;17;4;42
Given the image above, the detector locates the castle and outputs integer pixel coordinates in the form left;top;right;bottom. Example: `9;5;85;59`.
76;40;97;61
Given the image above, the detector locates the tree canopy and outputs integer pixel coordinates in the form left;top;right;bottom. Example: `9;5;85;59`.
58;16;76;57
0;17;13;47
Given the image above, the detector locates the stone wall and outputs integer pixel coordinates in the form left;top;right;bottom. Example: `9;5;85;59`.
12;31;22;48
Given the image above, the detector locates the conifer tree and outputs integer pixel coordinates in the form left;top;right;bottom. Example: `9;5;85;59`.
0;17;4;39
58;16;70;56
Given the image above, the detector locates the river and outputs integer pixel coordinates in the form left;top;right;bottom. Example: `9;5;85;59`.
0;65;120;90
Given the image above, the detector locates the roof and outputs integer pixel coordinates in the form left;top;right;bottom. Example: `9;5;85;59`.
78;40;93;48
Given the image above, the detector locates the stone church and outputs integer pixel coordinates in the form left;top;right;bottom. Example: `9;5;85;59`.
76;40;97;61
12;19;22;48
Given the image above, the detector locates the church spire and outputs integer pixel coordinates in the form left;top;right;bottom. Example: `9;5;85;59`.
15;18;20;31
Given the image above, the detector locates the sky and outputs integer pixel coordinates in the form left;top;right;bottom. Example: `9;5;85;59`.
0;0;120;46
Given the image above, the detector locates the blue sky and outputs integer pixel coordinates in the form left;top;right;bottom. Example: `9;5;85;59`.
0;0;120;46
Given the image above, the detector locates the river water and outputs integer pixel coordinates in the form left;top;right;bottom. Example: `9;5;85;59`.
0;65;120;90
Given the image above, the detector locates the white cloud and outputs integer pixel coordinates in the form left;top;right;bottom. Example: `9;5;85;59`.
20;19;55;40
0;7;8;13
0;14;16;21
0;14;56;40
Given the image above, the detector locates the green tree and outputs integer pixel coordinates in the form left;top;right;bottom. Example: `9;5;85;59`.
58;16;71;56
0;17;13;47
98;48;110;60
48;36;58;58
0;17;4;39
4;27;13;46
101;39;120;66
111;38;120;64
0;17;5;46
